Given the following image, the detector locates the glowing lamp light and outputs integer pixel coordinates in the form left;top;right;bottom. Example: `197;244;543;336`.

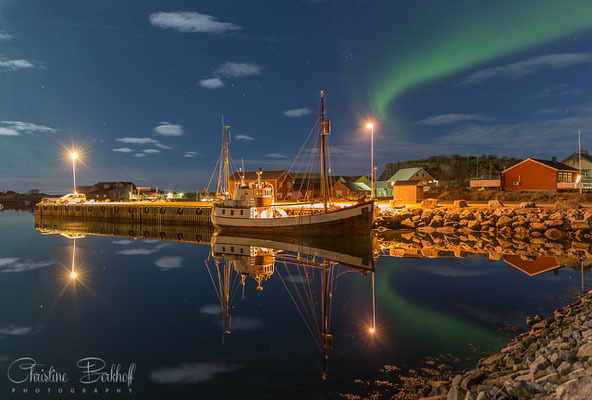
369;327;375;334
71;152;78;160
70;271;77;279
366;122;373;129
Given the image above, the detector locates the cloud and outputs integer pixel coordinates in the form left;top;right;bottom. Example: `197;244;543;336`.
154;123;184;136
283;108;312;118
133;153;146;158
199;78;224;89
112;148;133;153
183;151;202;158
199;304;220;315
213;62;262;78
155;256;183;270
0;58;35;72
0;127;18;136
116;137;158;145
116;243;169;255
234;134;254;141
230;316;263;331
0;258;53;273
264;153;288;159
112;239;134;245
0;121;58;136
143;149;160;154
0;324;32;336
150;362;241;384
200;63;262;89
0;32;13;41
459;53;592;86
149;12;242;34
415;113;493;126
155;143;173;150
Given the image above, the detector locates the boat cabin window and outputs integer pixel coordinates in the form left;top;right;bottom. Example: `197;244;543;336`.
222;209;226;215
231;210;234;216
240;210;244;215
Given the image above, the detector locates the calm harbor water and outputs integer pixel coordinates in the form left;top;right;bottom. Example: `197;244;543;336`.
0;209;588;399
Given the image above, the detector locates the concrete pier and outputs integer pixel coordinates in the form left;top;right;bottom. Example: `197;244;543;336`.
34;202;212;225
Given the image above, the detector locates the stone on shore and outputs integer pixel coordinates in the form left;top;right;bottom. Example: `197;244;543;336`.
421;198;439;209
488;200;504;209
453;200;468;208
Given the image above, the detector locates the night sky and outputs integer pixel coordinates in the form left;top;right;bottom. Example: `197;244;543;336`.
2;0;592;193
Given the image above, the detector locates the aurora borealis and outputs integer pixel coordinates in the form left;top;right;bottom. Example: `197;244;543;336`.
368;1;592;120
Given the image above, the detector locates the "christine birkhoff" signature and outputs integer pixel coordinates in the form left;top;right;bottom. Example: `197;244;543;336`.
7;357;136;387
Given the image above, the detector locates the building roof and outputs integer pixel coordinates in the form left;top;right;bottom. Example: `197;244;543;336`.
531;159;578;171
338;182;371;192
505;158;578;173
387;167;432;182
393;180;423;187
338;175;369;183
563;151;592;165
230;170;291;181
504;255;559;276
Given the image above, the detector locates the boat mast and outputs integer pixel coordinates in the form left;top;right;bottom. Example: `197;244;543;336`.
223;118;231;199
320;91;331;211
321;260;332;380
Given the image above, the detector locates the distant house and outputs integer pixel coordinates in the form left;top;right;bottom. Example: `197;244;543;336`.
375;181;393;198
80;182;137;201
229;170;294;201
332;181;371;200
562;150;592;190
392;181;424;202
501;158;579;191
387;167;437;189
470;177;501;190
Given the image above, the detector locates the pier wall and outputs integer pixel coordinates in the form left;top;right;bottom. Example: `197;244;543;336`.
34;203;212;225
35;216;213;244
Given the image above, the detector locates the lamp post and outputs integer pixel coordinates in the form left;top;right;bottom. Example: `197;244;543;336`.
71;152;78;193
366;123;374;199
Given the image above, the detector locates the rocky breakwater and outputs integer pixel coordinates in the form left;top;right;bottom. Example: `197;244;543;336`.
376;200;592;242
428;290;592;400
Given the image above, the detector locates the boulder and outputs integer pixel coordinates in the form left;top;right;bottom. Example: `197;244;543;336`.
520;201;536;209
400;218;416;229
389;200;406;209
421;198;439;209
554;200;582;210
488;200;504;209
467;220;481;231
453;200;469;208
530;222;546;231
496;216;513;228
544;228;565;241
544;219;564;228
577;342;592;360
571;221;591;231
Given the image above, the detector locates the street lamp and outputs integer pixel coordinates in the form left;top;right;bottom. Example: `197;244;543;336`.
71;152;78;193
366;123;374;199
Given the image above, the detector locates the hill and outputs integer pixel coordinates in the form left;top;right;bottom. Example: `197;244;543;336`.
379;154;522;186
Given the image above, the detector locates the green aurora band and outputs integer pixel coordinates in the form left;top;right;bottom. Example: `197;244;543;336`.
377;266;505;359
371;1;592;121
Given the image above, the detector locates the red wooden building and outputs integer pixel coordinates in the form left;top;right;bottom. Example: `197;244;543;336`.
501;158;579;192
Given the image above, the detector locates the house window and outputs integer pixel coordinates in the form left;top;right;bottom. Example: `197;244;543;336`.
230;210;234;216
287;182;291;188
416;173;419;177
222;209;226;215
422;172;425;177
568;173;572;183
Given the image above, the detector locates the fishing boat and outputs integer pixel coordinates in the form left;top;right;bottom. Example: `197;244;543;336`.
211;91;376;236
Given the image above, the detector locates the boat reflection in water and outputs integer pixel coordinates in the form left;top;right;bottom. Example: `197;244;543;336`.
207;232;377;379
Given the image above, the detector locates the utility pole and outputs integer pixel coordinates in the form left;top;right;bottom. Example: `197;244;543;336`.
579;129;583;194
